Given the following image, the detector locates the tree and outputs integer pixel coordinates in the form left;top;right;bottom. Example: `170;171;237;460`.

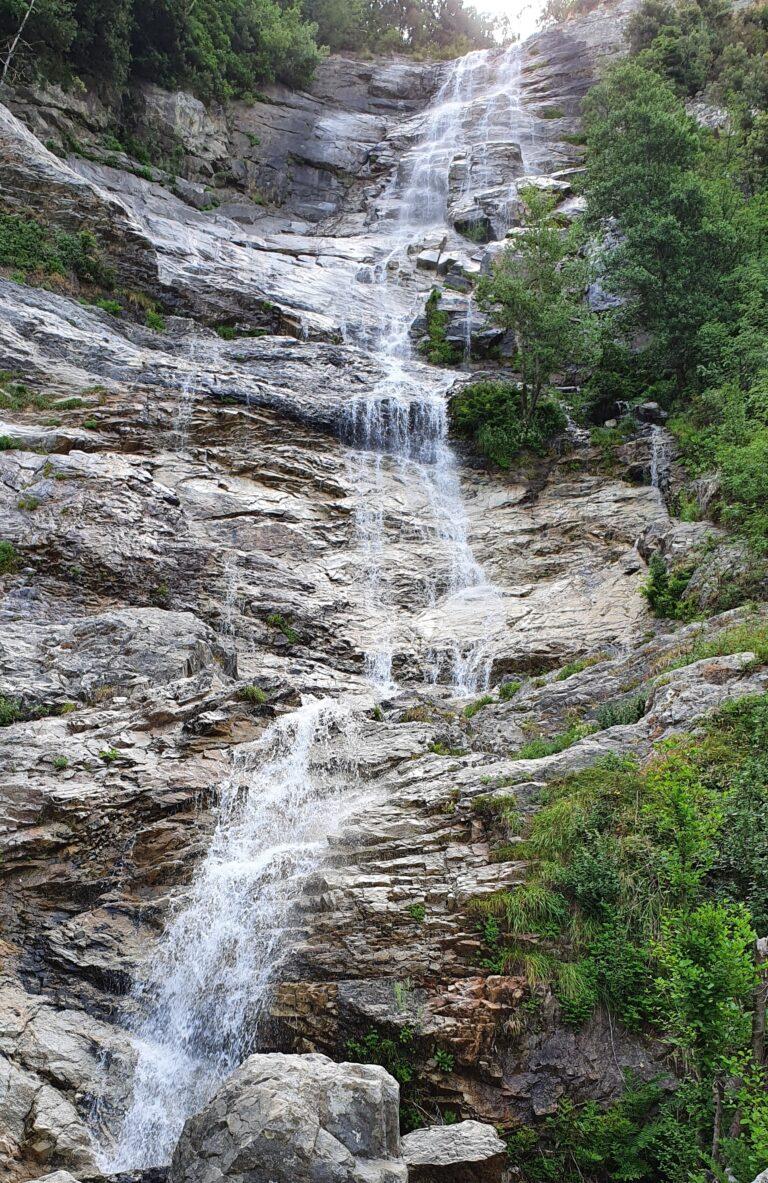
478;186;590;424
582;61;741;397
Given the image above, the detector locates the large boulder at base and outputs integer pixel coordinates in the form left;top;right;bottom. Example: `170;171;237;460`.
401;1120;507;1182
24;1175;82;1183
169;1052;407;1183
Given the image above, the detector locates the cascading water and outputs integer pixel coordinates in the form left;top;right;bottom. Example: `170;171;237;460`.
650;424;672;492
102;43;532;1168
341;45;538;692
98;700;361;1170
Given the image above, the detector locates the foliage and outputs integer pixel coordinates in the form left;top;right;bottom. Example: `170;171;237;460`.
237;684;268;704
478;187;591;423
0;214;113;287
421;288;462;365
555;655;602;681
663;615;768;670
266;612;299;644
641;553;696;619
498;679;522;701
0;0;500;100
508;1076;708;1182
479;695;768;1179
408;902;425;922
463;693;493;718
0;541;19;574
450;379;566;467
594;693;647;729
304;0;500;55
514;720;597;760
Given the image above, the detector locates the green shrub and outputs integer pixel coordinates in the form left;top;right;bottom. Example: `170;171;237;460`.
17;494;40;511
145;309;166;331
0;215;113;287
434;1048;454;1072
498;680;522;701
642;553;696;620
514;721;597;760
0;435;16;450
266;612;299;644
99;747;120;763
450;380;566;467
91;297;123;315
408;903;426;922
554;655;602;681
428;741;468;756
0;541;19;573
0;696;23;726
595;694;647;729
463;694;493;718
421;289;462;366
52;755;69;770
665;618;768;671
238;684;268;705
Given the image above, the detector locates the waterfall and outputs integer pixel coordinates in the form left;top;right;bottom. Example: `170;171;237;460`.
650;424;672;491
341;46;537;692
101;42;531;1167
99;700;361;1170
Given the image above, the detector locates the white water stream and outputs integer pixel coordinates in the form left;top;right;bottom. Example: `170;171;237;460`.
101;43;533;1169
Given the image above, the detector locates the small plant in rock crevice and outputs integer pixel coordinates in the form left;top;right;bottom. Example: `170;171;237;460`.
266;612;299;644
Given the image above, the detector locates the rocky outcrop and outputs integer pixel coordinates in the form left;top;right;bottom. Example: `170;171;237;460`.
169;1053;407;1183
401;1121;506;1182
0;105;159;295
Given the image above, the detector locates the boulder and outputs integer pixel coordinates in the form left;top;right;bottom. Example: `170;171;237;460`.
169;1053;407;1183
401;1120;507;1182
24;1174;82;1183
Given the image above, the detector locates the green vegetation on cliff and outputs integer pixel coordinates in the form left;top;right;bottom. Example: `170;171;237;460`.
450;379;566;467
0;0;500;100
579;2;768;556
485;691;768;1181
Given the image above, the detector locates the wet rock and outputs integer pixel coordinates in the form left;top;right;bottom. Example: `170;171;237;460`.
636;401;668;424
169;1053;407;1183
401;1120;506;1182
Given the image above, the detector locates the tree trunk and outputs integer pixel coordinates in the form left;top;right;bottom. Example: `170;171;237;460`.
0;0;36;87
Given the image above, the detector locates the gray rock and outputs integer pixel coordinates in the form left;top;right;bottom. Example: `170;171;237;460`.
169;1053;407;1183
23;1174;83;1183
401;1120;507;1182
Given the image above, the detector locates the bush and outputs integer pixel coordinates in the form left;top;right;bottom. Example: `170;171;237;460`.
514;720;597;760
421;289;462;366
266;612;299;644
238;684;268;705
641;553;696;619
450;380;566;467
499;680;522;701
0;541;19;573
595;694;647;729
554;655;602;681
0;215;113;288
463;694;493;718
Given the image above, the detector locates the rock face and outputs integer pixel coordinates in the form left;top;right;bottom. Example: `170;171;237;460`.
169;1053;407;1183
401;1121;507;1182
